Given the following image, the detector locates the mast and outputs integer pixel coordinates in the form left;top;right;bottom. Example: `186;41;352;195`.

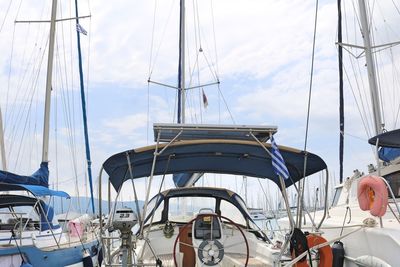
0;107;6;170
338;0;344;183
42;0;58;162
75;0;95;214
177;0;186;123
358;0;383;135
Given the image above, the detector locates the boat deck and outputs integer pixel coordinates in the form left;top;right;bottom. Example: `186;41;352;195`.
225;253;271;267
144;253;271;267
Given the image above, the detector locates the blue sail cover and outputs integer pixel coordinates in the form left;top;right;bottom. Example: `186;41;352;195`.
40;203;60;231
103;139;327;191
173;173;204;187
378;147;400;162
0;162;49;187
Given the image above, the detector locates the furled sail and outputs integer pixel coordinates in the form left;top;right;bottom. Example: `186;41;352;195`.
0;162;49;187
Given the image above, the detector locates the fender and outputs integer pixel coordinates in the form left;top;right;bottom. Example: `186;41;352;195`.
358;175;388;217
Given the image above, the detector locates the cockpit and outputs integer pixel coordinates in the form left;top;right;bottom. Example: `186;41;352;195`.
142;187;266;239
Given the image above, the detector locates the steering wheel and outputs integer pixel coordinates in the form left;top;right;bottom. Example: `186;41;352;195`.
173;213;249;267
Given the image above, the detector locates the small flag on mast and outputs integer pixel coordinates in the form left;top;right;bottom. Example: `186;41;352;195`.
270;136;290;180
202;89;208;108
76;23;88;35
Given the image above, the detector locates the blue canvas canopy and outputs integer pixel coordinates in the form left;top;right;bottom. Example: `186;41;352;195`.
368;129;400;162
157;123;278;188
103;139;327;191
0;162;49;187
0;183;70;198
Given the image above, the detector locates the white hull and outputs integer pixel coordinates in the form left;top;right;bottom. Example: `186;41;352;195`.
278;173;400;267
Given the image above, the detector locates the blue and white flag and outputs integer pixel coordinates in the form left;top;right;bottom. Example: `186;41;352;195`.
270;136;290;180
76;23;87;35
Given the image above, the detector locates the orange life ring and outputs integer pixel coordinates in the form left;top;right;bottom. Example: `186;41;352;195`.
294;234;333;267
357;175;388;217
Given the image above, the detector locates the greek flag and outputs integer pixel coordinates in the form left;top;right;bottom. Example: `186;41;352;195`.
270;136;290;180
76;23;87;35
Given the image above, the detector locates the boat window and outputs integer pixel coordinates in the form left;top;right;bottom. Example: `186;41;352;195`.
233;195;252;218
144;196;163;224
220;200;246;226
0;207;13;224
13;206;39;221
331;187;342;207
168;197;216;223
385;172;400;198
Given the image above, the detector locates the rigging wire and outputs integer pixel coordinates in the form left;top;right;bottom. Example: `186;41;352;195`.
298;0;319;228
191;0;202;123
378;0;400;130
216;84;235;124
392;0;400;15
210;0;220;78
13;37;48;171
5;23;17;130
55;34;82;212
148;0;158;79
367;0;386;128
344;0;372;137
0;0;12;34
344;0;400;135
148;0;176;79
343;63;372;137
7;0;48;170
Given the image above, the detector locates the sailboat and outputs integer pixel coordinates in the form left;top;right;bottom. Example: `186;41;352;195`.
276;1;400;266
0;0;100;266
96;1;333;266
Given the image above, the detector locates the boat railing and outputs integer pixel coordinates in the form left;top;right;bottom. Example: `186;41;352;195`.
377;177;400;224
0;211;26;245
372;138;400;222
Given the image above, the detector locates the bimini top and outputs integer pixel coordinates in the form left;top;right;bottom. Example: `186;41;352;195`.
368;129;400;148
0;183;70;198
103;139;327;191
368;129;400;162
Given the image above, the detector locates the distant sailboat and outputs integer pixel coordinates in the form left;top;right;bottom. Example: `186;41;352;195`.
0;0;99;266
279;1;400;266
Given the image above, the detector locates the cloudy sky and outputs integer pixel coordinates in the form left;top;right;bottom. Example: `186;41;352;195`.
0;0;399;209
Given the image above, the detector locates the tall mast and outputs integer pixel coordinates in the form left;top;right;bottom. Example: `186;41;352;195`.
338;0;344;183
177;0;186;123
358;0;383;135
42;0;58;162
74;0;95;214
0;107;6;170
